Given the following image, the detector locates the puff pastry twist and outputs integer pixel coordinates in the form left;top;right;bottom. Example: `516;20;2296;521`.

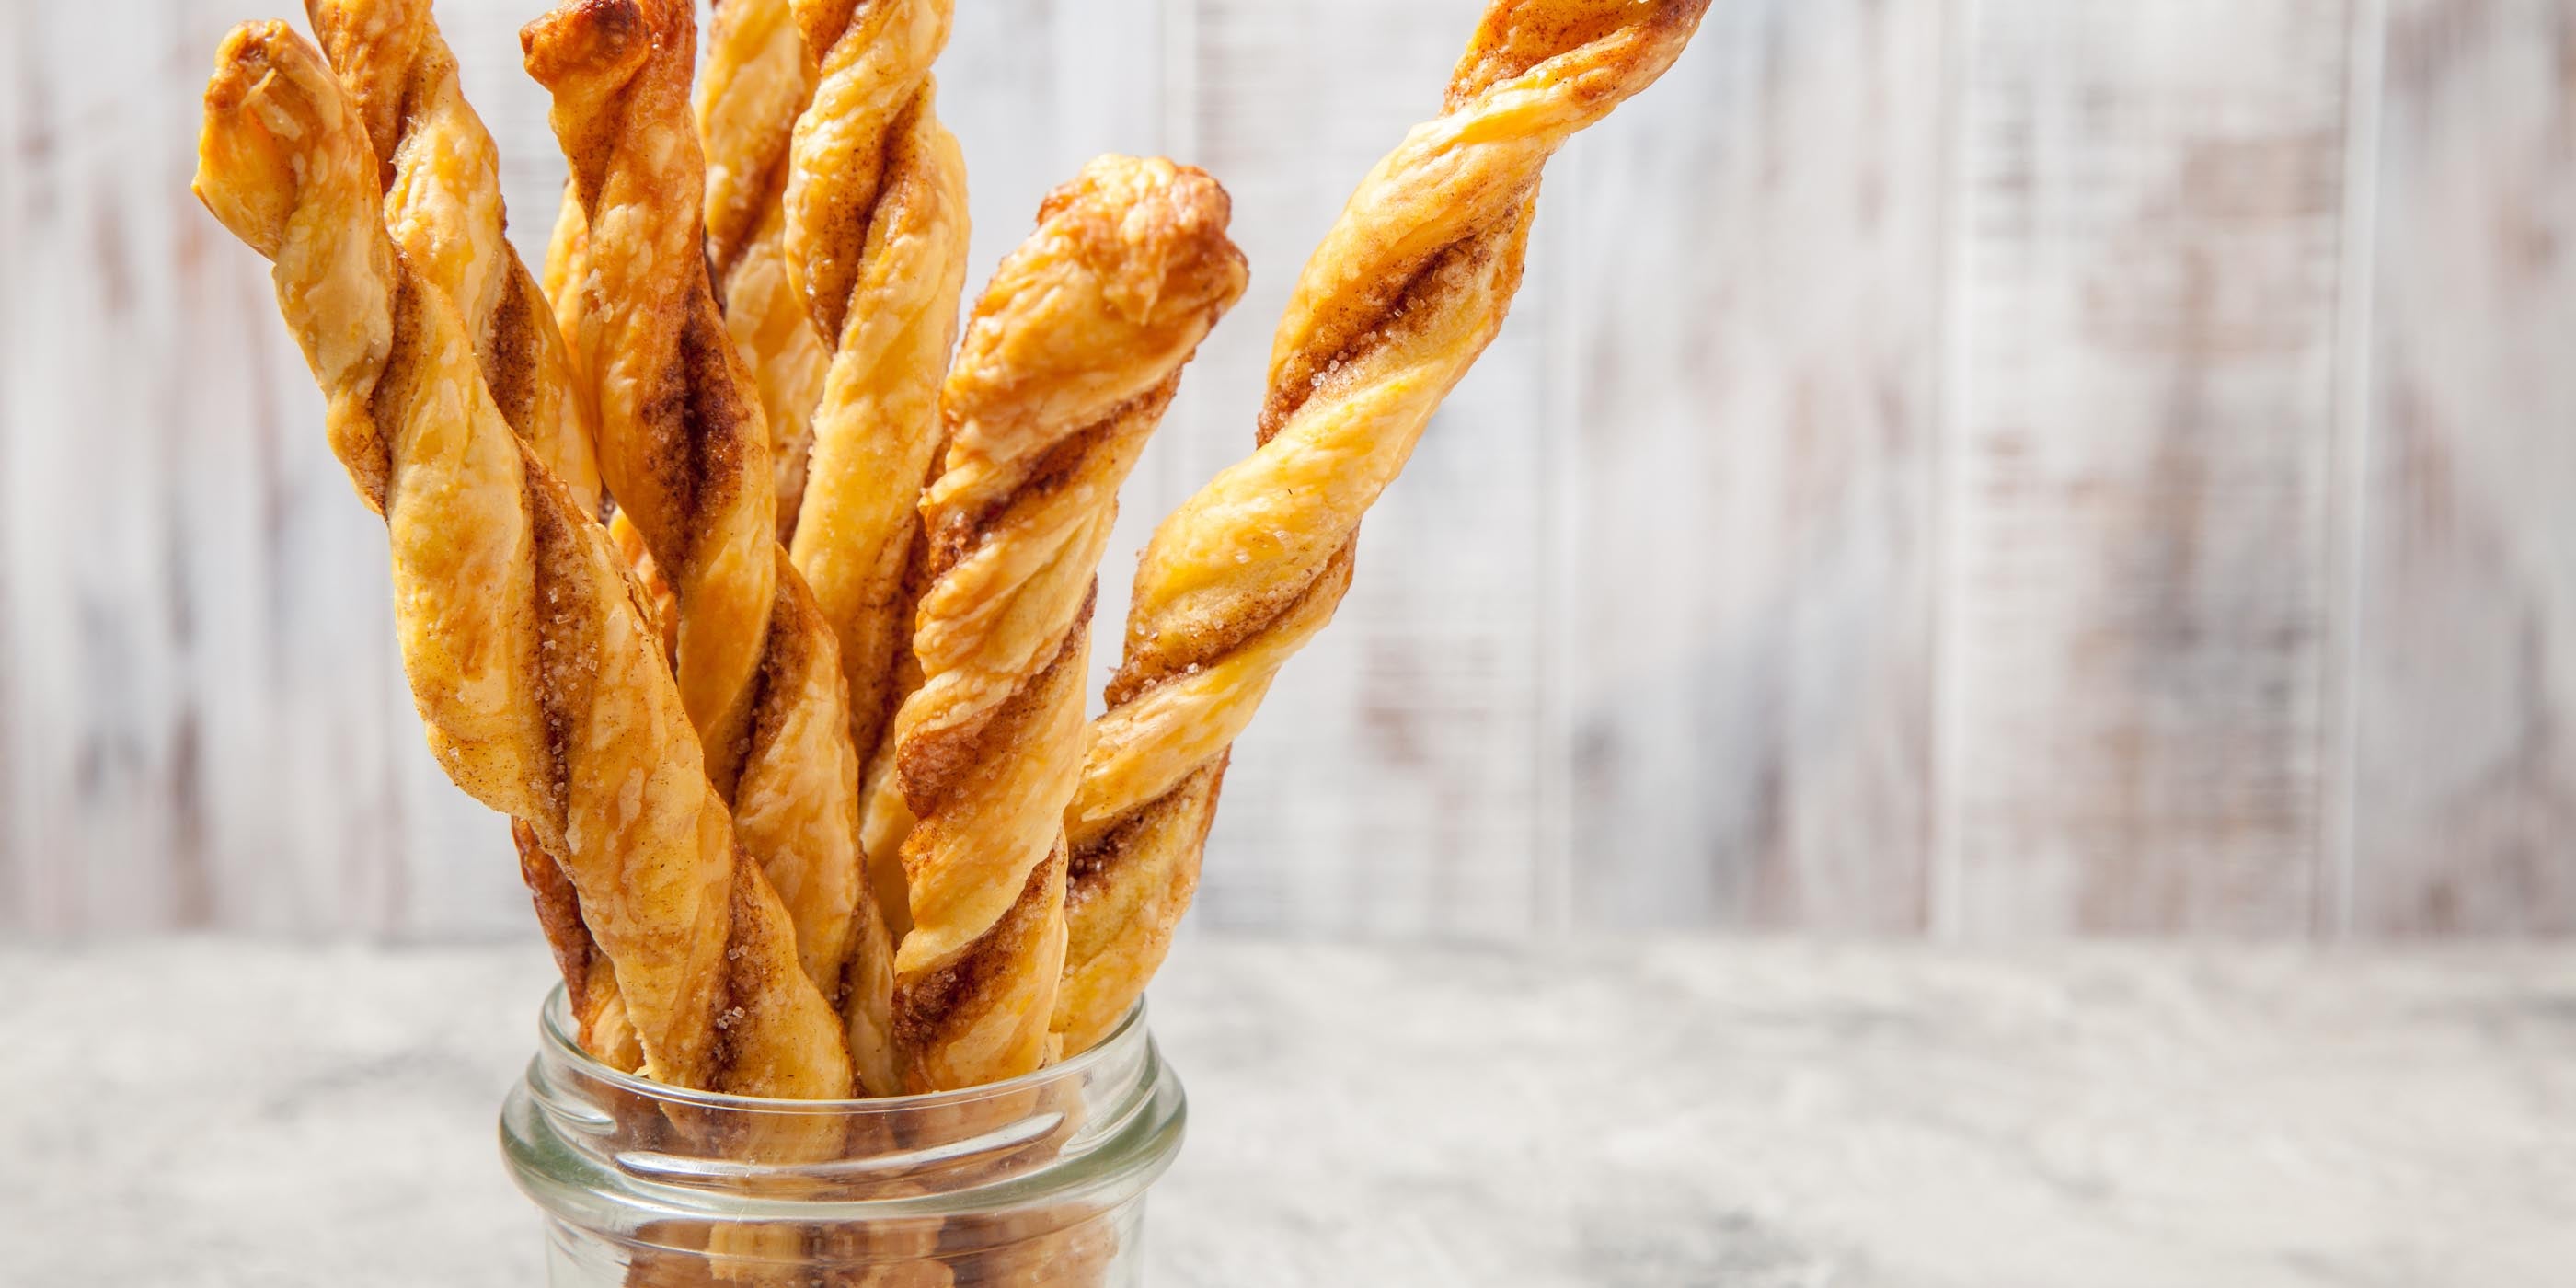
307;0;604;519
525;0;773;790
525;0;897;1093
302;0;635;1061
699;0;915;1095
194;21;847;1098
781;0;971;948
892;157;1244;1090
1057;0;1711;1052
701;0;833;539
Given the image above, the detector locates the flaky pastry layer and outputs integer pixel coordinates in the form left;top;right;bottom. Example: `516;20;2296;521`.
700;0;832;540
1057;0;1712;1053
525;0;894;1093
782;0;971;960
305;0;636;1065
196;21;846;1098
891;157;1245;1091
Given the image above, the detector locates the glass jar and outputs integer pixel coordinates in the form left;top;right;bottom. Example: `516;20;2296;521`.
500;989;1187;1286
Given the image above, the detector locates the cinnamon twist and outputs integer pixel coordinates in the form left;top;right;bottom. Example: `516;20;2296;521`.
781;0;970;946
193;21;848;1098
1057;0;1710;1052
891;157;1244;1090
526;0;897;1093
700;0;831;539
525;0;773;788
306;0;604;518
302;0;631;1063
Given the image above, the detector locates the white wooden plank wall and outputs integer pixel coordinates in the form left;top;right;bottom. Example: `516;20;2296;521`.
3;0;2570;939
1563;0;1944;931
1938;0;2354;934
2352;0;2576;934
1179;0;1554;935
5;3;419;934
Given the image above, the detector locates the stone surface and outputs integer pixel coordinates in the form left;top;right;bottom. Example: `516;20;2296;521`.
3;939;2570;1285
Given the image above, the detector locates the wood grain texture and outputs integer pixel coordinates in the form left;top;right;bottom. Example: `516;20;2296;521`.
1561;0;1945;931
3;2;439;935
6;0;2574;939
1937;0;2356;935
2351;0;2576;935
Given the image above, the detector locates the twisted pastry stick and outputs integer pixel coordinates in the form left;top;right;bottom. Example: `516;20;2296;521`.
1056;0;1711;1052
701;0;831;539
193;20;847;1098
781;0;969;945
306;0;604;518
891;157;1244;1091
303;0;637;1066
526;0;897;1094
526;0;772;788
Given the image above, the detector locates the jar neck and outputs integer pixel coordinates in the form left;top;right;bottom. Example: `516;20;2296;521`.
504;987;1185;1234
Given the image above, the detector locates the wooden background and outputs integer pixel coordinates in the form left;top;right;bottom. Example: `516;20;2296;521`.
3;0;2569;940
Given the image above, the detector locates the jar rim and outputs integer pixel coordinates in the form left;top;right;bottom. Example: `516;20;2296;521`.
504;987;1188;1236
535;984;1149;1111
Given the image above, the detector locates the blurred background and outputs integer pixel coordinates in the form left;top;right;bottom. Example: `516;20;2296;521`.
1;0;2569;944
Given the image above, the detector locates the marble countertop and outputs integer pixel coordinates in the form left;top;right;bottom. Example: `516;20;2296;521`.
4;939;2570;1285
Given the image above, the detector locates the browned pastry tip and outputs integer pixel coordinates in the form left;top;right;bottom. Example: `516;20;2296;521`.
522;0;660;116
782;0;955;343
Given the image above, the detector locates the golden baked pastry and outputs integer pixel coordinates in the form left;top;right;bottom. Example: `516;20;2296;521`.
524;0;897;1093
524;0;772;784
1057;0;1712;1052
891;157;1244;1090
780;0;971;947
307;0;604;518
194;20;847;1098
700;0;832;541
539;187;587;364
303;0;634;1063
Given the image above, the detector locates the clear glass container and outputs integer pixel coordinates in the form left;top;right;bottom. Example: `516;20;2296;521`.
500;989;1186;1286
